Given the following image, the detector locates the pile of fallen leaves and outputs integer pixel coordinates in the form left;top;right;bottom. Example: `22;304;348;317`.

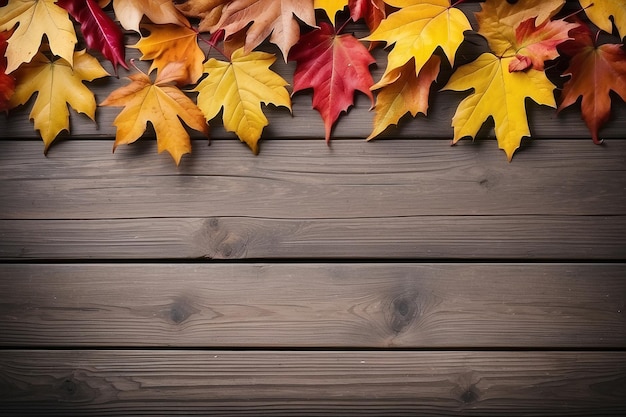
1;0;625;164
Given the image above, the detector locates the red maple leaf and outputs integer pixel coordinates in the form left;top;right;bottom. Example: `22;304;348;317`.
288;22;375;142
558;23;626;144
508;16;578;72
349;0;386;31
58;0;128;71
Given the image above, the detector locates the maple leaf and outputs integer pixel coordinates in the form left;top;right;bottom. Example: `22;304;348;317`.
211;0;316;60
579;0;626;39
289;22;375;142
176;0;230;33
101;63;208;164
364;0;471;84
558;23;626;144
57;0;127;71
0;0;77;73
475;0;565;58
9;49;109;151
315;0;347;22
368;55;440;140
442;53;556;161
194;47;291;154
112;0;190;33
0;30;15;112
349;0;386;31
507;16;579;72
132;24;204;86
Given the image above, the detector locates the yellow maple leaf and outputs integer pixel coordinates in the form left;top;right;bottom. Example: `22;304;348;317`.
9;49;108;151
194;48;291;154
132;24;205;86
364;0;470;84
112;0;190;32
475;0;565;57
579;0;626;39
315;0;348;22
0;0;77;73
368;55;440;140
100;63;208;165
442;53;556;161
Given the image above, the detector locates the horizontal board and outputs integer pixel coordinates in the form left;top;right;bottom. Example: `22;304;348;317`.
1;350;625;416
1;140;625;220
1;215;625;259
1;263;624;348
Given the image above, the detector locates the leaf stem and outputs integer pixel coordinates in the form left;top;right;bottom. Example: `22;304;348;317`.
197;29;230;61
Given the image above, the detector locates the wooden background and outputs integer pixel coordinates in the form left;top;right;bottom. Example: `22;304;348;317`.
1;2;625;415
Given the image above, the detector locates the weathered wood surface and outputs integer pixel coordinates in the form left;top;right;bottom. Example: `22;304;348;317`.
1;263;623;348
1;1;625;414
1;140;625;260
1;350;625;416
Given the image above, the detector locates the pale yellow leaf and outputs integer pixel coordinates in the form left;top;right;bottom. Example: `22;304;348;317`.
194;48;291;153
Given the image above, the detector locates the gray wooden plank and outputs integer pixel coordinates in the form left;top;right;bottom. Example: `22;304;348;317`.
1;215;625;260
1;349;625;416
1;263;624;348
1;140;625;220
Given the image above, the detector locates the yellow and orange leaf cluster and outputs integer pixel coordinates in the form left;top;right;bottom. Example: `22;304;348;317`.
1;0;625;164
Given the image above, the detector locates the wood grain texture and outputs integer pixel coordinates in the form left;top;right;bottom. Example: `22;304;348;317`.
1;140;625;220
1;350;625;416
1;139;624;259
0;263;624;348
1;215;625;259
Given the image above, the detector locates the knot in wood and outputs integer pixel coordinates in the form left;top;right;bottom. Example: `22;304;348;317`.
387;294;419;334
167;297;198;325
196;218;248;259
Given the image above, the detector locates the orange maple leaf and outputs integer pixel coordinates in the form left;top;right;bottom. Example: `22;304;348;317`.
368;55;440;140
132;24;205;86
100;63;208;164
558;24;626;144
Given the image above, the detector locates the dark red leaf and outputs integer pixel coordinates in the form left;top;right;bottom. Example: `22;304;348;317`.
58;0;128;70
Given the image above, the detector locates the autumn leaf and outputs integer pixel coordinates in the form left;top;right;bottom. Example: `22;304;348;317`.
57;0;127;71
9;49;109;151
475;0;565;58
176;0;230;33
112;0;190;33
442;53;556;161
315;0;347;22
194;47;291;154
368;55;440;140
558;23;626;144
508;16;579;72
289;22;375;142
0;0;77;73
364;0;470;85
579;0;626;39
211;0;316;60
101;63;208;164
0;30;15;112
132;24;204;86
349;0;386;31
